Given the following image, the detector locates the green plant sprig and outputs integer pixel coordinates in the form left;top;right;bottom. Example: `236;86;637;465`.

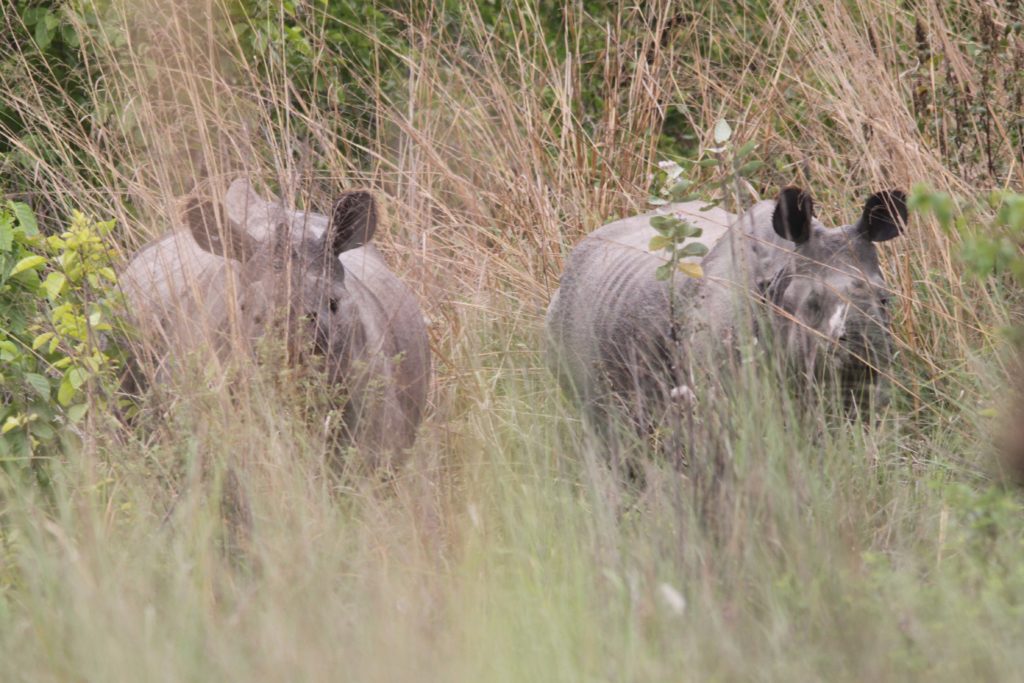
0;203;124;467
648;119;765;282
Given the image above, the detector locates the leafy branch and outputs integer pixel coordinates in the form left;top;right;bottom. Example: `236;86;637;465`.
650;216;707;280
0;203;126;470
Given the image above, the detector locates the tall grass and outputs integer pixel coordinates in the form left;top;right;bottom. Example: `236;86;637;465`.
2;0;1023;680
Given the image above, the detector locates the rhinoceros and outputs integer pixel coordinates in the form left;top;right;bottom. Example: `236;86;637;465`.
545;186;907;430
121;179;431;463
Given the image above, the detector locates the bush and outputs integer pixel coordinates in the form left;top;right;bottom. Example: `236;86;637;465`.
909;185;1024;289
0;202;124;473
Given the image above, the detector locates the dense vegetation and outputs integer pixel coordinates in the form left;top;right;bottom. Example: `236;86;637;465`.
2;0;1024;680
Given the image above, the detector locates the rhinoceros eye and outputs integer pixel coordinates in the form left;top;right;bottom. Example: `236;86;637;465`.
328;297;339;314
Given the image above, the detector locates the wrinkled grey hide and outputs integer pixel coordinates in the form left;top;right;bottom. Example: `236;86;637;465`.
121;179;431;462
545;187;907;428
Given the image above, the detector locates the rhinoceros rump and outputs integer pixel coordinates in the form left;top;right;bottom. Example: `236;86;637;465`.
121;179;431;464
545;186;907;431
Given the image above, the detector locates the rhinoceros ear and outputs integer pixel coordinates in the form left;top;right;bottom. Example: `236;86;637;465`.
185;197;259;262
326;191;377;258
858;190;907;242
772;186;814;244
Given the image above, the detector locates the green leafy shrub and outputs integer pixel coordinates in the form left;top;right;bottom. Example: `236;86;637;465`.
0;202;124;469
909;184;1024;288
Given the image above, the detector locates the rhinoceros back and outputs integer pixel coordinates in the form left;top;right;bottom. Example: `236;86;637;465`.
120;230;243;360
545;201;734;409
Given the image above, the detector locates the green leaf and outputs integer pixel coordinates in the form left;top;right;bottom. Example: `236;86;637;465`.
32;332;54;350
10;255;46;276
11;269;41;290
0;340;17;361
738;160;765;175
713;119;732;144
907;183;932;213
0;215;13;253
996;196;1024;230
25;373;50;399
648;235;671;251
66;403;88;424
30;420;55;441
933;195;954;229
673;222;701;239
650;215;679;230
67;367;88;390
736;141;758;158
697;158;719;168
1;416;20;435
677;262;704;278
34;11;55;50
41;272;66;300
57;375;77;406
668;183;699;202
9;202;38;236
2;430;31;459
655;263;673;281
678;242;710;258
62;23;80;48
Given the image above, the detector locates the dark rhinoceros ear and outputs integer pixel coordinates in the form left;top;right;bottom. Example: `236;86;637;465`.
772;186;814;244
326;191;377;258
858;190;907;242
185;197;259;262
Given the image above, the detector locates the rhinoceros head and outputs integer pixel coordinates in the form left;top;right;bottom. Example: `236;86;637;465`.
184;182;377;374
765;186;907;396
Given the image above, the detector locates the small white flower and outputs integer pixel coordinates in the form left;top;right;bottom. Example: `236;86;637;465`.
467;502;482;530
658;582;686;615
670;385;696;405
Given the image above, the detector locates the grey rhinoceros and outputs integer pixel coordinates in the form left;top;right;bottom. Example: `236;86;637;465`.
121;179;431;463
545;186;907;429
